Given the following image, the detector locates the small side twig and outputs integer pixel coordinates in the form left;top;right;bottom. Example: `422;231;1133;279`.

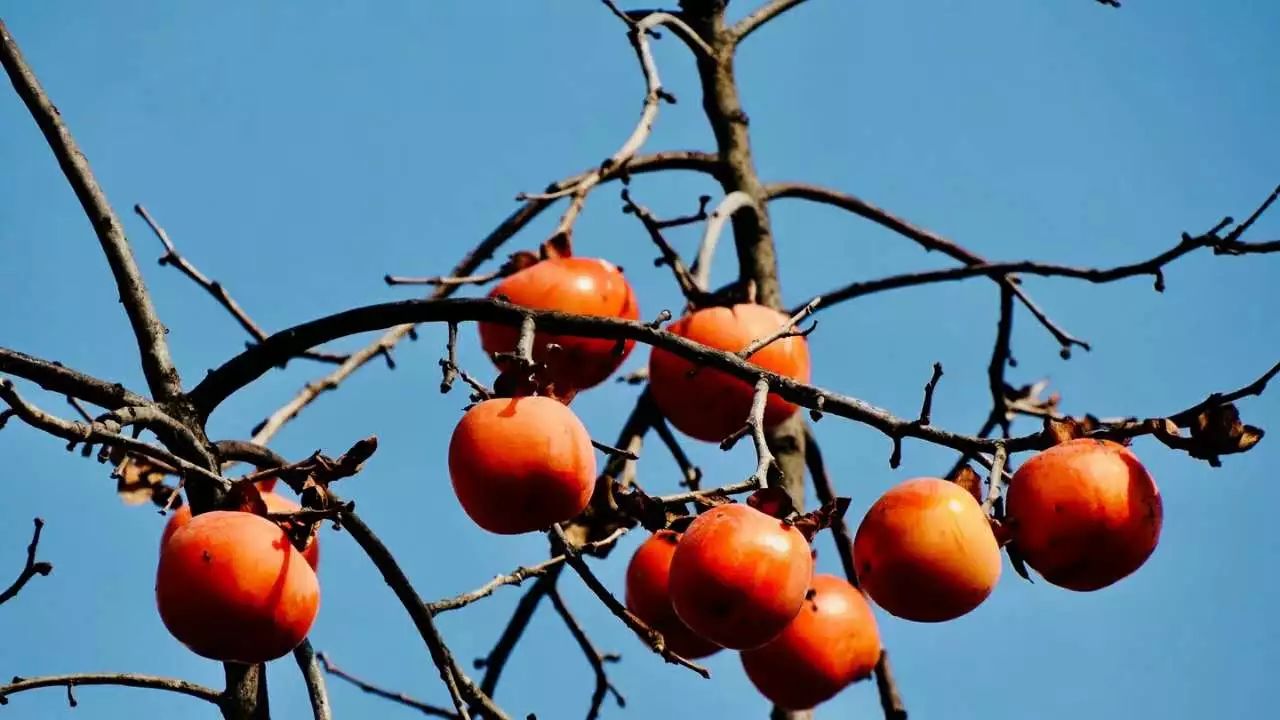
980;443;1008;513
0;518;52;606
736;298;820;360
548;589;626;720
719;378;777;488
693;191;760;291
621;189;707;302
0;673;222;708
317;652;457;719
386;271;502;287
916;363;944;426
135;204;348;365
439;322;492;398
550;524;709;679
591;440;640;461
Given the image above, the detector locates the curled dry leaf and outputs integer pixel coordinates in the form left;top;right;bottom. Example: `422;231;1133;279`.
1006;543;1034;583
112;454;177;507
226;481;270;516
949;465;984;505
1188;402;1265;464
788;497;851;543
1042;416;1090;446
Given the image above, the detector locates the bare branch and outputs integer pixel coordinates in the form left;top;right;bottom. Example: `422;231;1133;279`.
732;0;810;44
917;363;944;426
478;571;561;699
873;651;909;720
292;640;333;720
317;653;458;719
651;414;702;489
0;673;222;707
550;524;710;679
386;271;502;287
428;529;629;615
693;191;760;291
980;443;1008;514
0;518;52;606
548;588;626;720
736;298;819;360
621;189;707;302
0;21;182;401
0;348;147;410
719;378;777;488
439;322;492;399
135;204;347;365
250;150;717;445
0;379;227;491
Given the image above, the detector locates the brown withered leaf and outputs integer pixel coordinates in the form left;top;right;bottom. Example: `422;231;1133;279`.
1188;403;1265;464
540;233;573;260
1042;416;1089;446
747;486;797;520
949;465;983;504
611;483;688;532
226;481;269;517
789;497;851;543
501;250;542;274
113;455;172;506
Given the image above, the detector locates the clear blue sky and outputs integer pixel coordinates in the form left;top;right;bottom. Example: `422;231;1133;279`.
2;2;1278;718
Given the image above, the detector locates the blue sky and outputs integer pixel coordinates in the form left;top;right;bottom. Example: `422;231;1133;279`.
2;1;1278;719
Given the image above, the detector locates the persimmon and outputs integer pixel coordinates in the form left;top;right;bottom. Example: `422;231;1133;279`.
669;503;813;650
161;491;320;570
648;304;810;443
156;510;319;663
741;574;882;710
448;395;597;534
1005;438;1162;591
853;477;1001;622
479;257;639;391
624;530;721;660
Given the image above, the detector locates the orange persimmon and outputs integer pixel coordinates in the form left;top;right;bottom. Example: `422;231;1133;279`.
625;530;721;660
161;491;320;570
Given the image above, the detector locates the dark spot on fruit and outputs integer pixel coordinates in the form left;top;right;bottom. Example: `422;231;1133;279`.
202;550;212;563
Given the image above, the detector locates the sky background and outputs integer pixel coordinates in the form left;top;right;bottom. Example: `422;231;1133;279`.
2;1;1278;718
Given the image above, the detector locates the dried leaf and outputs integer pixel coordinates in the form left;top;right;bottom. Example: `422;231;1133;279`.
949;465;983;504
113;456;171;506
747;486;797;520
1188;403;1266;460
1006;543;1034;583
540;234;573;260
226;481;269;516
1042;416;1088;446
501;250;541;275
789;497;851;542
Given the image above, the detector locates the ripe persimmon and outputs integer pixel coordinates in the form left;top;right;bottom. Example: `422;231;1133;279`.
853;477;1001;622
669;503;813;650
1005;438;1162;591
741;574;882;710
161;492;320;570
448;395;597;534
479;257;639;391
156;510;319;663
648;304;810;443
625;530;721;660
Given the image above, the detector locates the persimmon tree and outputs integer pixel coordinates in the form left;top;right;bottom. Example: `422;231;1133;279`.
2;2;1277;719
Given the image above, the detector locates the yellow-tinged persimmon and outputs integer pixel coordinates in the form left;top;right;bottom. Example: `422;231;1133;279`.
853;477;1001;622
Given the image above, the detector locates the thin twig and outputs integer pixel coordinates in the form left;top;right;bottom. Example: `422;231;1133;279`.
386;271;502;287
621;189;707;302
651;415;702;489
135;204;348;365
0;348;147;410
916;363;944;426
592;440;640;460
719;378;777;488
732;0;811;44
874;651;909;720
429;529;629;615
548;589;625;720
736;298;819;360
550;524;710;679
980;443;1008;513
439;322;492;398
0;518;52;606
478;570;562;699
0;673;223;707
693;191;760;291
317;653;458;719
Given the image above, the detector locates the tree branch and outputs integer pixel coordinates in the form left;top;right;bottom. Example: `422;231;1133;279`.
0;518;52;606
548;588;625;720
292;640;334;720
251;150;717;445
693;190;760;291
731;0;810;45
0;348;148;409
134;203;348;365
0;20;182;402
478;570;561;702
0;673;222;708
317;653;458;719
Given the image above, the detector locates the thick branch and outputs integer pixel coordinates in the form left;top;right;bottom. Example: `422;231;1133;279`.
292;640;334;720
0;673;222;707
0;348;147;409
0;20;182;401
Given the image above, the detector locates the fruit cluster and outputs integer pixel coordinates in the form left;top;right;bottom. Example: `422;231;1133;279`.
151;251;1164;712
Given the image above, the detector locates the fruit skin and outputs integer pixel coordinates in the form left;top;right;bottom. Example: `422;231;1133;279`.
479;257;640;391
1006;438;1162;591
156;510;320;663
161;492;320;570
741;574;882;710
624;531;721;660
448;396;597;534
648;304;811;443
853;477;1001;622
669;503;814;650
